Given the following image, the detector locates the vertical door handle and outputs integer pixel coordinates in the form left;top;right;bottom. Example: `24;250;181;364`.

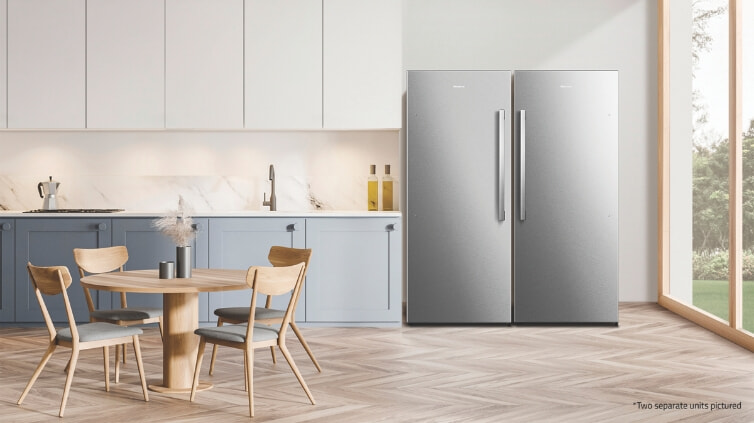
520;110;526;221
498;109;505;222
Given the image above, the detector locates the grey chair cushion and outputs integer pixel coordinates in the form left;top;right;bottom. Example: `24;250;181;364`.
90;307;163;321
194;324;279;344
214;306;284;321
253;322;282;333
57;322;142;343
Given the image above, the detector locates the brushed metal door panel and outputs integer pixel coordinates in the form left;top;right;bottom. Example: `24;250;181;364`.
513;70;618;323
406;70;512;323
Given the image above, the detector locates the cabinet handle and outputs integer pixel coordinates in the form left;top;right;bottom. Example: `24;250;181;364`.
192;223;203;231
97;223;107;231
287;223;298;232
386;223;399;231
0;223;11;231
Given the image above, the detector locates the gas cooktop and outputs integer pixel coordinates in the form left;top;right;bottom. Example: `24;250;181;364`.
23;209;125;213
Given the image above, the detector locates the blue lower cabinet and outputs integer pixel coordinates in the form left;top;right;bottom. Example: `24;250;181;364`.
112;218;210;321
15;219;112;323
305;218;401;325
3;215;402;326
0;220;14;322
207;218;305;322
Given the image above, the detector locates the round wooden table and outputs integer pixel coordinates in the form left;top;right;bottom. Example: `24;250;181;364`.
80;268;249;393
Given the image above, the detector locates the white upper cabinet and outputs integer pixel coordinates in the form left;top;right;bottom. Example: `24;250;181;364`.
87;0;165;129
323;0;402;129
0;1;7;128
166;0;244;129
245;0;322;129
7;0;86;129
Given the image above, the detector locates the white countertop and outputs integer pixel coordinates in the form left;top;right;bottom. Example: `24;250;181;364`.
0;210;402;218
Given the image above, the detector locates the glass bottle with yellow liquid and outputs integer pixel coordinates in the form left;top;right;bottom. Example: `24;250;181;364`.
382;164;394;211
367;165;378;211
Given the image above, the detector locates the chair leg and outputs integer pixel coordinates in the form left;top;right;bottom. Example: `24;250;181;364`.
122;343;128;364
115;343;121;383
269;345;277;364
103;345;110;392
132;336;149;402
59;347;80;417
18;342;57;405
290;321;321;372
190;338;207;402
246;347;254;418
158;317;164;341
279;343;315;405
208;318;224;376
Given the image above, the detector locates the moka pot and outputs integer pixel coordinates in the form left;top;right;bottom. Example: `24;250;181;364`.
38;176;60;210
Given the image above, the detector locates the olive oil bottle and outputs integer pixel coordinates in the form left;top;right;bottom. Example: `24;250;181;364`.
367;165;378;211
382;164;394;211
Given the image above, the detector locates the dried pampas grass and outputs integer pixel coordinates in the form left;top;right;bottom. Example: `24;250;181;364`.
153;196;196;246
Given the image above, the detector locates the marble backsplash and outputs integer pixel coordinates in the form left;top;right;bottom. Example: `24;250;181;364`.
0;130;401;213
0;173;383;212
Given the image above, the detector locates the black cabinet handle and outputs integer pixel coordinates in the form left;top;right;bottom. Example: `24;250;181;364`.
97;223;107;231
386;223;399;231
287;223;298;232
192;223;203;231
0;223;11;231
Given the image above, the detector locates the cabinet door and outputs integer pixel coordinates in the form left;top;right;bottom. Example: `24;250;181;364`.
0;0;7;129
87;0;165;128
7;0;86;128
166;0;244;128
15;219;111;323
112;218;210;320
207;218;305;322
323;0;402;129
245;0;322;129
305;218;401;324
0;220;13;322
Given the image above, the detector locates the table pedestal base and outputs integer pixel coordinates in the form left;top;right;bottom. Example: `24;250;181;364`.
149;381;213;393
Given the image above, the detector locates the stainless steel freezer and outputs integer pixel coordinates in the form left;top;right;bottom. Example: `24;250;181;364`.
406;70;512;323
513;70;618;324
406;70;618;325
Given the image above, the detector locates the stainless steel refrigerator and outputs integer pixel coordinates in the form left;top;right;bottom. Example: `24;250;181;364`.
406;70;618;324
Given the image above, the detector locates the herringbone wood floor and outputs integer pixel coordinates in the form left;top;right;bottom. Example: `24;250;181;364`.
2;303;754;422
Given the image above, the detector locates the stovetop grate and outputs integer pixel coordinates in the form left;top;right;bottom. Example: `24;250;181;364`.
23;209;125;213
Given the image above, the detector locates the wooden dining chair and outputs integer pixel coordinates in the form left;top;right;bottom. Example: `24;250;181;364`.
208;246;321;375
18;263;149;418
190;263;315;417
73;246;163;382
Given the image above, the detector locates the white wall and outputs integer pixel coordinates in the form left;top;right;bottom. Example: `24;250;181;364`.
403;0;658;302
0;1;658;301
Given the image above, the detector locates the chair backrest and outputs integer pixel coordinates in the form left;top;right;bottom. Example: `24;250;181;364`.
245;263;306;338
268;246;312;270
267;246;312;309
27;262;78;342
73;246;128;275
73;246;129;310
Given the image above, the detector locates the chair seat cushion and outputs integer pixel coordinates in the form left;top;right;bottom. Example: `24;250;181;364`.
194;324;279;344
214;306;284;322
90;307;163;321
58;322;142;343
